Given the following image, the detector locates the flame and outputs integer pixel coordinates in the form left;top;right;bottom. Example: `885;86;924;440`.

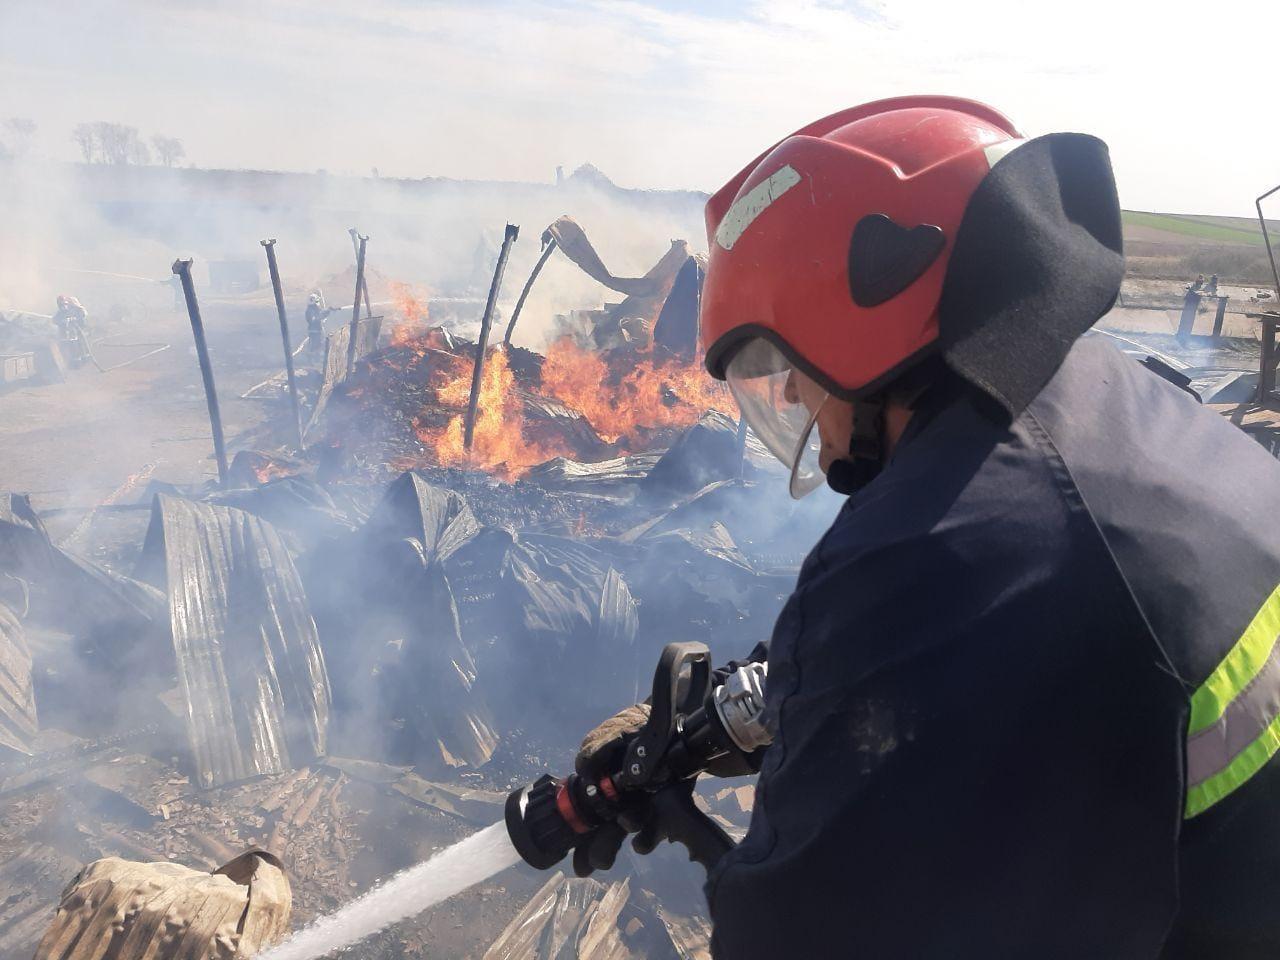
540;336;736;445
413;345;570;479
358;321;737;482
254;461;295;484
389;281;431;347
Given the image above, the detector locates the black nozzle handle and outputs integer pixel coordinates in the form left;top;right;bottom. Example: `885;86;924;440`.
618;641;712;789
640;783;735;874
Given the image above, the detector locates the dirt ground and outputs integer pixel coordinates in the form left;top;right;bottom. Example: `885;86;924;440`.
0;295;303;530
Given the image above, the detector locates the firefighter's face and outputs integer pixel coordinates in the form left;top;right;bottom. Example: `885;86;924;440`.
784;367;854;474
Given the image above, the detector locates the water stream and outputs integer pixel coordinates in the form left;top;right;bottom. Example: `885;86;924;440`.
257;821;521;960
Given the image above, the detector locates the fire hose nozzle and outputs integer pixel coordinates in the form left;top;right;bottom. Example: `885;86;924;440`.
505;644;770;875
505;775;579;870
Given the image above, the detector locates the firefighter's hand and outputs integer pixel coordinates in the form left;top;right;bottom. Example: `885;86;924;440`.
572;703;650;877
575;702;651;781
575;700;755;785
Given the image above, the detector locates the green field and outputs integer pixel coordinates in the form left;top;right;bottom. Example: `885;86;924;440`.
1123;210;1280;247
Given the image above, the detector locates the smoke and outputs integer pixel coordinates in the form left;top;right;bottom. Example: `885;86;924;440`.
0;157;705;345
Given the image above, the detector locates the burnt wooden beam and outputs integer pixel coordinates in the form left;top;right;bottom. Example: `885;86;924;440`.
464;224;520;451
171;258;229;486
260;239;304;449
503;234;558;346
345;233;369;377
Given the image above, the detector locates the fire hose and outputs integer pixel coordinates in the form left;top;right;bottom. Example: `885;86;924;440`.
505;641;770;873
80;333;171;373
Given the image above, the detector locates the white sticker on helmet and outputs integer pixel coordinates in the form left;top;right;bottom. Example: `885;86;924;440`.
983;139;1027;169
715;164;802;251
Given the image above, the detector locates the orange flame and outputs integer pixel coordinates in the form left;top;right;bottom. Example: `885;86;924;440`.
254;461;295;484
367;319;737;481
540;336;736;446
413;346;571;479
389;281;431;347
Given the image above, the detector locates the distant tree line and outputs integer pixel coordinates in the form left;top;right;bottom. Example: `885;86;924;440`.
0;117;37;161
71;121;186;167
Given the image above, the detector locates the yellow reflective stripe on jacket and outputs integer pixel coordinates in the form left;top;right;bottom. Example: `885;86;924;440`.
1185;584;1280;818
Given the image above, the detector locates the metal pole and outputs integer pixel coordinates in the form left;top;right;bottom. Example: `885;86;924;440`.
1212;296;1228;341
1261;317;1278;403
504;235;558;346
346;234;368;377
1176;288;1200;342
349;227;373;319
463;223;520;451
1256;185;1280;304
260;239;304;449
171;258;229;486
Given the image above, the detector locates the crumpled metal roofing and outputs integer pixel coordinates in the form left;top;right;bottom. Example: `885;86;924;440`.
501;534;640;713
365;472;480;564
482;873;633;960
33;850;291;960
141;495;330;789
310;473;498;768
0;493;164;660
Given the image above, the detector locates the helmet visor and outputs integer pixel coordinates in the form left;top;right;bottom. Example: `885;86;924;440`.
724;339;827;499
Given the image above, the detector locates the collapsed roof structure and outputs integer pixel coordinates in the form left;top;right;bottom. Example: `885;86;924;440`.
0;214;839;960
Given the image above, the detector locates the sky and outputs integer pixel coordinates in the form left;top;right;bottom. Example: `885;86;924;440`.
0;0;1274;217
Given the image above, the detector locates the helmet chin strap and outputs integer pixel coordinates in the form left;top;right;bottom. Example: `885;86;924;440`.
825;396;885;496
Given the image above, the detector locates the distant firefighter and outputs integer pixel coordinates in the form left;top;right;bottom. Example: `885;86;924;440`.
305;290;333;356
52;294;90;365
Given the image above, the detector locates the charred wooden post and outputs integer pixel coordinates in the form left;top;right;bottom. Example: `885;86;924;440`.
345;233;368;377
464;223;520;451
349;227;373;318
260;239;304;449
171;258;229;486
503;233;558;346
1212;295;1229;341
1258;312;1280;403
1177;287;1201;342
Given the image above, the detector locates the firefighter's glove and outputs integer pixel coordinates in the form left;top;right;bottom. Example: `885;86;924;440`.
575;701;754;784
575;702;651;782
572;703;650;876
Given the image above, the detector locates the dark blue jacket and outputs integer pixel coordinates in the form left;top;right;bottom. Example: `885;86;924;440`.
709;335;1280;958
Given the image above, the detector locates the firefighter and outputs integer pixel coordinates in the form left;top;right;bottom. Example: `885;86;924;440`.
305;291;332;357
575;97;1280;957
52;294;90;365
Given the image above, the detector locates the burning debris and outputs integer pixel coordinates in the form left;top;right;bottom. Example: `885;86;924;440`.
322;326;736;482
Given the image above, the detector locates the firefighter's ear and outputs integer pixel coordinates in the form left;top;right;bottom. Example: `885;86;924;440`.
848;215;946;308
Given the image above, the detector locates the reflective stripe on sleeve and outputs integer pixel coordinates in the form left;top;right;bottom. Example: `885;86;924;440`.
1185;584;1280;818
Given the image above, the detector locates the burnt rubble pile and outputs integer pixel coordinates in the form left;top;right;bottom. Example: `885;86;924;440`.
277;311;740;490
0;389;838;957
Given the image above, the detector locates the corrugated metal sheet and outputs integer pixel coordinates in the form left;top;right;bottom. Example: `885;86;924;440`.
0;493;164;661
483;874;633;960
33;850;290;960
0;602;37;757
304;316;383;439
364;472;480;563
142;495;330;789
351;475;498;767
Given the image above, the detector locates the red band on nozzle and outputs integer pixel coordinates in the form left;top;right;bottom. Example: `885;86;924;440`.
556;780;589;834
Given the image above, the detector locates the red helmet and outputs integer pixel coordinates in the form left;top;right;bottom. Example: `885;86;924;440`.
702;96;1122;496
